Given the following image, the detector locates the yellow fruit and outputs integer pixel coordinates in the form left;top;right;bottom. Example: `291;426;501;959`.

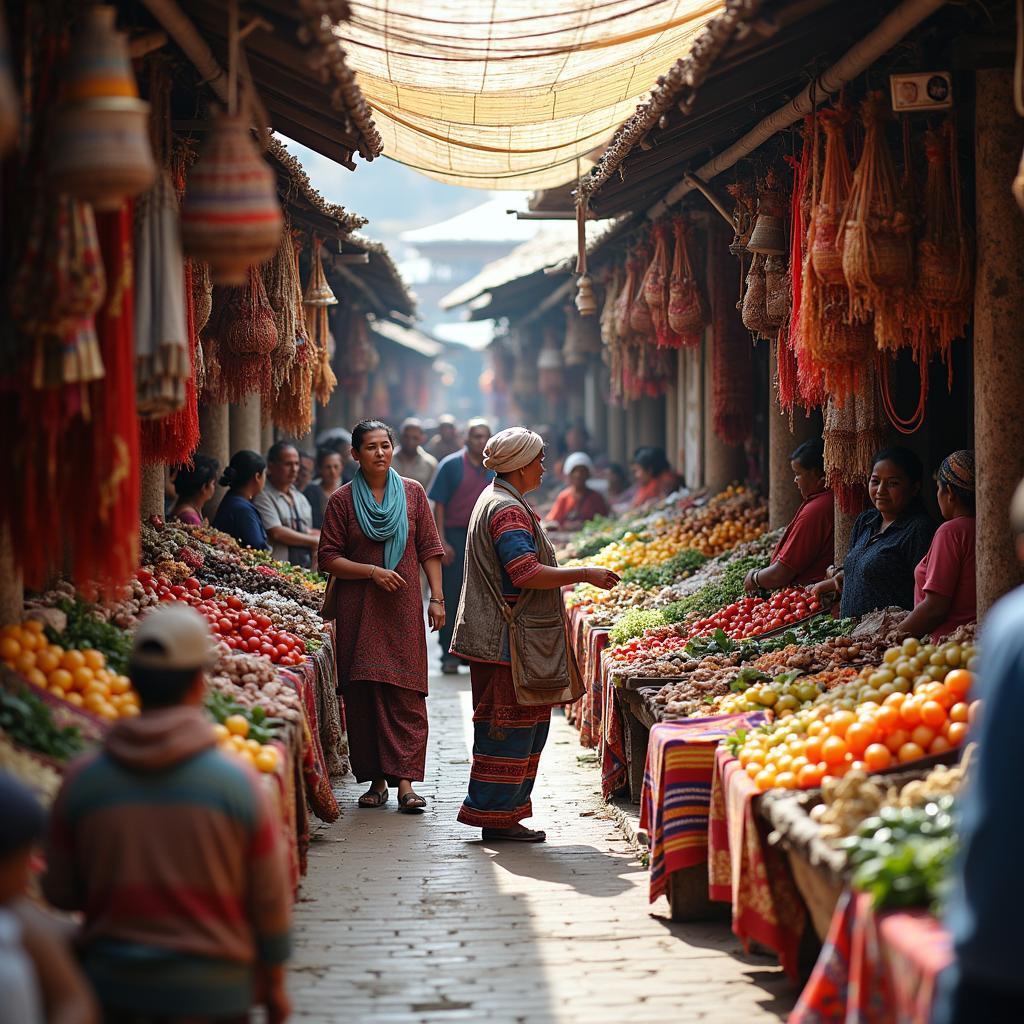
224;715;250;738
236;748;256;766
83;649;105;671
49;668;74;692
65;692;84;707
50;686;67;700
109;675;130;695
255;747;279;774
14;651;37;674
212;723;230;741
26;669;48;689
230;734;248;751
24;619;45;635
73;667;96;692
245;738;262;754
35;649;60;674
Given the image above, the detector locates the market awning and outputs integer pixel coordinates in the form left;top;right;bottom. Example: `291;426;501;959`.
336;0;726;189
369;319;444;360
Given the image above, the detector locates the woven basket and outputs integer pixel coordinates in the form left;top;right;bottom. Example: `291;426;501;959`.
765;255;790;325
741;254;772;337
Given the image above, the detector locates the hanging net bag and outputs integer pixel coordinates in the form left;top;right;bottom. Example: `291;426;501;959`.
667;216;707;345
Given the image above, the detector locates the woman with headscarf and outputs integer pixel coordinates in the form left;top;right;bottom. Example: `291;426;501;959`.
544;451;610;531
450;428;619;842
318;420;446;813
899;450;976;641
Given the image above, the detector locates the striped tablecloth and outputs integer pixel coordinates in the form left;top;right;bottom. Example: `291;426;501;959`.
640;711;767;903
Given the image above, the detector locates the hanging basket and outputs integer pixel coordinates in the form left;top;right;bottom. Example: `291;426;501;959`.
667;217;707;344
49;5;155;209
741;254;773;338
181;113;283;285
765;255;790;325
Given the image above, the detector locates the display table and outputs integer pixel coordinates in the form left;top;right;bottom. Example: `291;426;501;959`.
641;711;768;909
708;746;807;981
565;607;609;749
791;890;952;1024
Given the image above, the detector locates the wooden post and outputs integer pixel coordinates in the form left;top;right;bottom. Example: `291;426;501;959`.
768;350;820;529
703;333;746;492
198;401;230;516
0;525;23;626
974;68;1024;613
229;394;262;457
140;463;165;521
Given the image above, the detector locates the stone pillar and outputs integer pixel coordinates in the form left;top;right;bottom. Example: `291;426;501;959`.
665;378;680;473
199;401;230;516
584;364;608;453
140;463;165;521
768;351;820;529
636;395;666;449
229;394;262;456
975;69;1024;613
703;335;746;493
607;402;626;465
261;418;275;455
0;525;23;627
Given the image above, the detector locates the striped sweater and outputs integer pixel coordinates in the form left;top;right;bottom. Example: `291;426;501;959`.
43;705;291;1017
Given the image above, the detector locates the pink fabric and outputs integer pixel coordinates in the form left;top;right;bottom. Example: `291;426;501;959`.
772;489;835;586
913;516;976;640
171;506;203;526
445;452;493;527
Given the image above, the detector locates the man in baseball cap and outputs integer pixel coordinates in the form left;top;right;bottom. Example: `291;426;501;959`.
44;605;293;1023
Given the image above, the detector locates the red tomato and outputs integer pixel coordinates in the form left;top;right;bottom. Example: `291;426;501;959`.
217;618;233;634
255;614;272;630
201;585;216;600
227;595;243;611
245;637;261;653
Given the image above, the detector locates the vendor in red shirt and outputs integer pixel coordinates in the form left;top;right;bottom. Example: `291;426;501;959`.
544;452;610;530
744;438;834;594
630;446;681;509
899;449;976;641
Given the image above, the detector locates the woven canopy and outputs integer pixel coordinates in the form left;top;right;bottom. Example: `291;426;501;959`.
340;0;725;189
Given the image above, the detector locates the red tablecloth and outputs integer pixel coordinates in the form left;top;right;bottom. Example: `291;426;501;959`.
600;659;628;798
791;890;952;1024
641;711;768;903
708;746;807;981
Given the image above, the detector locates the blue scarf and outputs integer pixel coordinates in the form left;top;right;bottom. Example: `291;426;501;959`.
351;468;408;571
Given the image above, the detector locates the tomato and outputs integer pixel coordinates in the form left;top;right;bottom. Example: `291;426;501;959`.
255;614;272;630
276;644;291;658
157;576;170;589
245;637;261;653
185;577;201;591
260;643;276;658
201;585;216;600
240;625;256;640
226;637;239;649
226;595;243;611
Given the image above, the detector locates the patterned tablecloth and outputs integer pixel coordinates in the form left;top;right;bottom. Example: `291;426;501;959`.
600;659;628;799
790;890;953;1024
708;746;807;981
640;712;768;903
565;607;609;750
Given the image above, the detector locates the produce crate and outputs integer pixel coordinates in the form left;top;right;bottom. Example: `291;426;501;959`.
668;864;729;923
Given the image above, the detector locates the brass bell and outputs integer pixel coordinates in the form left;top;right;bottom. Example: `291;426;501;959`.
747;174;788;256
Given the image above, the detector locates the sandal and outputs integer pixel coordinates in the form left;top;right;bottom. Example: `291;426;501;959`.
398;792;427;814
357;785;389;808
481;826;546;843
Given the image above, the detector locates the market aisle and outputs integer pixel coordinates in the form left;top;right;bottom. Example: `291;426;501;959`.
288;664;794;1024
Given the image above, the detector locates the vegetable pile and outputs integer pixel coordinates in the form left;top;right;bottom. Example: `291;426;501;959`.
0;686;85;762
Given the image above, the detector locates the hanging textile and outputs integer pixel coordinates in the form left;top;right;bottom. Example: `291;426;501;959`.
342;0;725;188
134;169;190;416
711;229;753;445
207;267;277;405
823;360;887;515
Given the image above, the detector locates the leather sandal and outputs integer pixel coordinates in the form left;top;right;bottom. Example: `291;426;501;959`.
398;792;427;814
357;785;388;808
481;826;546;843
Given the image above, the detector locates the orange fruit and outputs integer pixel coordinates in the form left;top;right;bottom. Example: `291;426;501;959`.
929;735;952;754
745;761;763;779
910;724;937;749
48;668;73;692
26;668;48;689
864;743;892;771
224;715;250;738
797;762;825;788
884;728;910;754
0;637;21;661
884;692;907;708
947;721;968;746
875;705;900;731
845;721;876;756
919;700;947;728
898;741;926;764
949;702;969;724
49;686;67;700
827;710;857;738
14;651;37;674
753;767;777;791
255;748;279;774
65;692;84;707
18;630;40;652
35;648;60;674
821;735;848;765
945;669;973;701
60;649;86;671
24;620;44;635
83;649;105;671
109;675;130;695
803;736;823;763
72;667;95;692
899;698;923;727
774;771;797;790
806;720;826;737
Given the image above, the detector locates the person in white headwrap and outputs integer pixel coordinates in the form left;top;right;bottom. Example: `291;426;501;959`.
450;428;619;843
543;451;609;531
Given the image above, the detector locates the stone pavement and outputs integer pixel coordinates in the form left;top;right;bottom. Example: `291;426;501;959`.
288;667;794;1024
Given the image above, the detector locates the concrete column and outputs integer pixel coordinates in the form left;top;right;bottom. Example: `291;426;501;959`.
261;418;275;455
682;343;703;489
768;350;820;529
607;402;626;465
199;401;230;516
974;69;1024;613
229;394;262;457
636;394;666;449
0;525;23;627
140;463;165;521
584;364;608;455
665;378;680;474
703;334;746;493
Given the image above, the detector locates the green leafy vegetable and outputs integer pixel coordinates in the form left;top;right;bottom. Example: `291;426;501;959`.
608;609;665;645
45;598;133;673
0;687;86;761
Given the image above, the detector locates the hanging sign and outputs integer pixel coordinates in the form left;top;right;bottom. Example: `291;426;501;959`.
890;72;953;113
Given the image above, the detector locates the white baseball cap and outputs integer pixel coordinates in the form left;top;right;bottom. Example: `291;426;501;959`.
131;604;218;672
563;451;594;476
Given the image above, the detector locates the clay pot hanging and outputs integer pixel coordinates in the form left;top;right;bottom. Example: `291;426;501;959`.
49;5;155;208
563;305;601;366
181;114;283;284
747;173;788;256
0;9;17;156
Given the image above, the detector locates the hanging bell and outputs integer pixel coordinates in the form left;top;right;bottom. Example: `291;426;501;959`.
303;249;338;306
747;176;788;256
49;5;156;208
575;273;597;316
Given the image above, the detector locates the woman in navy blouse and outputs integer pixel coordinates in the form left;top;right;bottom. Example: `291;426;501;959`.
811;446;934;618
212;450;271;552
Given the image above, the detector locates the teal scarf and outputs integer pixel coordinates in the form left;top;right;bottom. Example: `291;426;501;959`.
352;468;408;571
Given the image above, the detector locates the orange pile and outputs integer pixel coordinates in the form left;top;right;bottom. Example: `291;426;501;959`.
0;621;139;720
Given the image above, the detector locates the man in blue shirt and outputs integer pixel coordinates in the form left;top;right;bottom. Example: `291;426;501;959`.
428;419;494;673
933;479;1024;1022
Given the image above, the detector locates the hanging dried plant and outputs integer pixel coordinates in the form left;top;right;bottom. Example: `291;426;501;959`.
666;216;706;345
261;225;301;395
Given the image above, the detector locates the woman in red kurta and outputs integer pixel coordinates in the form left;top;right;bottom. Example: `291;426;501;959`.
318;420;446;812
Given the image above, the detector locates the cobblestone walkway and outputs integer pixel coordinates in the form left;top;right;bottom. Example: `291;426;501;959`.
289;668;793;1023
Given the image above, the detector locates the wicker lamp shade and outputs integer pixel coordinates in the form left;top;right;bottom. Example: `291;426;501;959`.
181;114;283;285
49;6;155;209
